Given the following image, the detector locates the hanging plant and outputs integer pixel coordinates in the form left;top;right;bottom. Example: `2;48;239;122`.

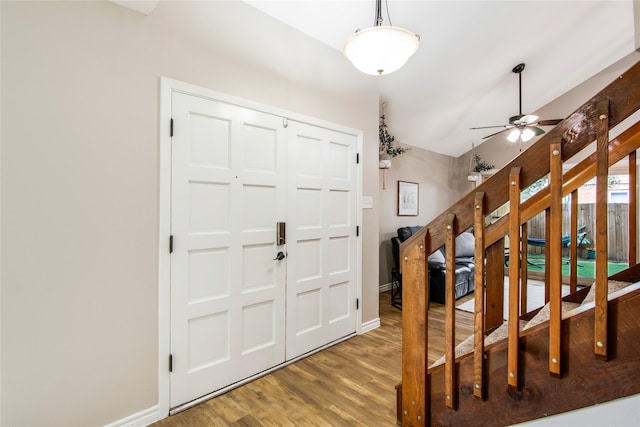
379;114;410;158
472;154;494;173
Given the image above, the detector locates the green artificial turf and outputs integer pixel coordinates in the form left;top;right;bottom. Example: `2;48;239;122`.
524;254;628;279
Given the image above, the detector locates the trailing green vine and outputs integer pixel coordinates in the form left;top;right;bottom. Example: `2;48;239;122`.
379;115;410;158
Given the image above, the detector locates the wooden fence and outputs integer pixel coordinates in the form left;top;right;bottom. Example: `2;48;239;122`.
527;203;629;261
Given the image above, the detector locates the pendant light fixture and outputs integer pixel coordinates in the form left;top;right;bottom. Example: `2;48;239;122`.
343;0;419;76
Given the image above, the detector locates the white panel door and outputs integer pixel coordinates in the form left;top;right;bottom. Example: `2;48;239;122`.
170;93;287;408
285;121;358;359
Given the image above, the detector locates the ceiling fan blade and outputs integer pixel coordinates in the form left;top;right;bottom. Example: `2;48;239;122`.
529;126;545;136
470;125;508;130
482;128;511;139
520;114;539;124
538;119;563;126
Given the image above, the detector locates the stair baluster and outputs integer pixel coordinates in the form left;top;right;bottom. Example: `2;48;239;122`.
444;214;457;409
595;100;610;360
473;192;486;400
507;167;522;388
629;150;637;266
549;141;564;377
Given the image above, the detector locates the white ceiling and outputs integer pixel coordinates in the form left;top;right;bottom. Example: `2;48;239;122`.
245;0;636;157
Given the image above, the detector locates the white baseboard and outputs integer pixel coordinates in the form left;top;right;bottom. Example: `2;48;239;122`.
360;317;380;334
103;405;159;427
379;282;392;292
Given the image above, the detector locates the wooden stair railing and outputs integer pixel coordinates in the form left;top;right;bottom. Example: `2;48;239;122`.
399;59;640;426
425;282;640;426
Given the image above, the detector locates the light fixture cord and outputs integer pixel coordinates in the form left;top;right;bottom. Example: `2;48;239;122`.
384;0;393;26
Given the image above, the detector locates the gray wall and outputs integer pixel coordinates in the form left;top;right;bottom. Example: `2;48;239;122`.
378;146;454;286
1;1;379;425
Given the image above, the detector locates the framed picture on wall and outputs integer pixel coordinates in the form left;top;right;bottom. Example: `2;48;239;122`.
397;181;419;216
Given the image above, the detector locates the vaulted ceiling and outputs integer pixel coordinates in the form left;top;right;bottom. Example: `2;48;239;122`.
245;1;637;157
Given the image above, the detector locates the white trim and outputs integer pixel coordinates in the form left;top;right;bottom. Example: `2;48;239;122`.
157;78;172;420
360;318;381;334
160;78;362;137
379;282;392;293
356;131;364;334
158;77;364;420
169;333;356;415
103;406;159;427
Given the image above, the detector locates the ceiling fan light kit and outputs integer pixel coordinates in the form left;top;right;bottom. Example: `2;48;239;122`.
343;0;419;76
508;127;535;143
471;63;563;144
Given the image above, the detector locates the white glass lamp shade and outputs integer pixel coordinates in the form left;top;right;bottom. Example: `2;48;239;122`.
521;128;536;142
344;26;419;76
507;129;520;142
507;127;536;143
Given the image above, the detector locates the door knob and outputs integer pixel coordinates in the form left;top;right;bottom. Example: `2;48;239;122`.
273;251;286;261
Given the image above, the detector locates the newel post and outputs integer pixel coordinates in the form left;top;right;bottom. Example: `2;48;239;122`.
401;231;430;426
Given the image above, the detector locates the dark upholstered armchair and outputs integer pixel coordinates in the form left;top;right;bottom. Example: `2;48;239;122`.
390;227;475;308
390;226;422;309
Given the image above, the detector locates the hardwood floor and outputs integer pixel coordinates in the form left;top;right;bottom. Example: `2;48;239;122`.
152;291;474;426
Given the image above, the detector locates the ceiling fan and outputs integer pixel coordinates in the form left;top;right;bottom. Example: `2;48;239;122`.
471;63;563;143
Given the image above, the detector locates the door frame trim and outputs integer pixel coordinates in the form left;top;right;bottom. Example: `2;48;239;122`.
157;77;363;420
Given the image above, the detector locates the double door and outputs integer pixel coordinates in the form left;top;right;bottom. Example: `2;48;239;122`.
169;92;359;408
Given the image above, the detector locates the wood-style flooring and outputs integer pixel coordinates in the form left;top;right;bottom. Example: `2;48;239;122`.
151;291;474;426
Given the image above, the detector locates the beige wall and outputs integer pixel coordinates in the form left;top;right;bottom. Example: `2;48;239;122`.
0;1;379;425
378;147;454;286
